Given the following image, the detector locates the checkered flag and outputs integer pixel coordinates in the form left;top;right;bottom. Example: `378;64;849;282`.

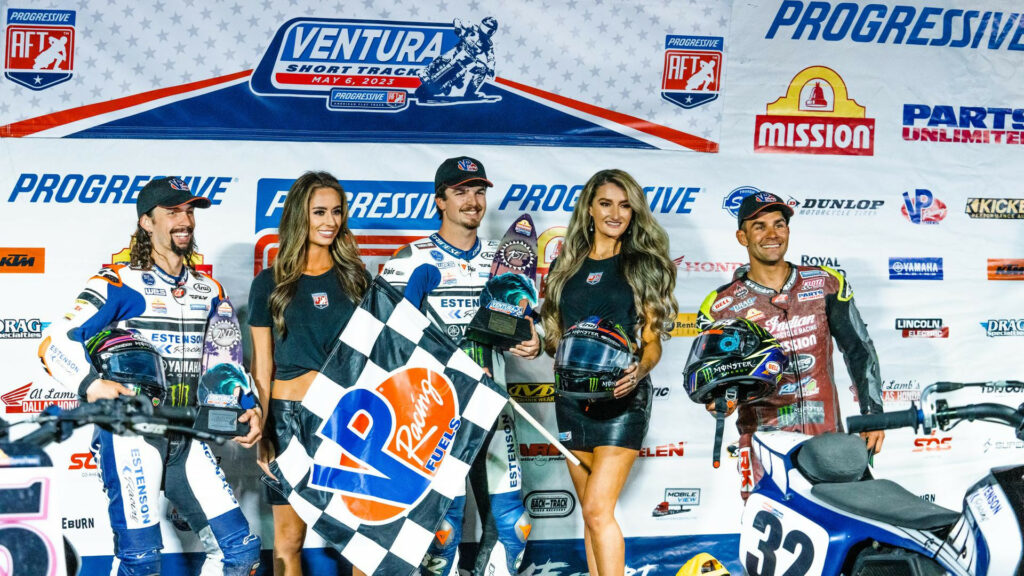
268;277;507;575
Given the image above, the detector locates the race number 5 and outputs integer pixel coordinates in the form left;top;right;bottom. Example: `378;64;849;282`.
0;479;57;576
744;508;818;576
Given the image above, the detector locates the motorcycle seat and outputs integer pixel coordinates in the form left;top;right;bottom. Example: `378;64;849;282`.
794;433;869;483
811;479;960;531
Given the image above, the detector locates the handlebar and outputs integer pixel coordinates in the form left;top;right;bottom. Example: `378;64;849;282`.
847;408;922;434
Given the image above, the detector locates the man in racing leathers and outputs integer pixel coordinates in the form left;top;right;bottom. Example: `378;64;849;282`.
380;156;539;576
696;191;884;499
39;177;262;576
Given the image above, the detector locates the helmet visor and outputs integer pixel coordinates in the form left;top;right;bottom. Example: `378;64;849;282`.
555;335;633;373
100;349;167;388
686;326;763;370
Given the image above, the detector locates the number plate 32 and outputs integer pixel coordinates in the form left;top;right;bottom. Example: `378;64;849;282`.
740;494;829;576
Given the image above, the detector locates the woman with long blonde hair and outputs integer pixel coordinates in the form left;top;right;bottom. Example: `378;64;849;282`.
248;171;369;575
540;169;677;576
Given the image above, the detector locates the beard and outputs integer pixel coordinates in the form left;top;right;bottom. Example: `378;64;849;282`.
170;227;196;257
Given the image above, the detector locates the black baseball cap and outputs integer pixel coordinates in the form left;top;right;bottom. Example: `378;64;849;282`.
136;177;212;218
737;191;794;229
434;156;494;193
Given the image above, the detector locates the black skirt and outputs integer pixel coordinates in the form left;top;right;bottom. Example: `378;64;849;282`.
554;377;652;451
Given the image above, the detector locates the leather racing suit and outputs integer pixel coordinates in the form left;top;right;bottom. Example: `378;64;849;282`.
39;264;260;576
380;233;530;576
696;264;883;496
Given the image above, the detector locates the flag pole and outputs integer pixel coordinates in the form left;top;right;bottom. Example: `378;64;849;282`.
507;397;583;468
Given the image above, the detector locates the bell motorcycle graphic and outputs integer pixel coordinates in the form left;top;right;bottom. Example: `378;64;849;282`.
252;15;501;112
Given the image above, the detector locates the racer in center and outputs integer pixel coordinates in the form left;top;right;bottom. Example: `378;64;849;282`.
379;156;540;576
39;177;262;576
696;191;885;499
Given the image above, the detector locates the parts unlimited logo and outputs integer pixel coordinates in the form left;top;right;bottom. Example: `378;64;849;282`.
661;35;723;110
754;65;874;155
250;16;501;112
4;8;75;90
901;189;946;224
903;105;1024;145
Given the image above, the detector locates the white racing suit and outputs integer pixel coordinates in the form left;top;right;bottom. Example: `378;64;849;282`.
39;264;260;576
381;233;530;576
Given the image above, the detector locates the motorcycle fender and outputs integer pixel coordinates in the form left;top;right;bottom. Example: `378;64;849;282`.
740;493;830;576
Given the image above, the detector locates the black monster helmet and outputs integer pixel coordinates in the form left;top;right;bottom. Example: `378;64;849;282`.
683;317;787;406
554;316;635;402
86;328;168;406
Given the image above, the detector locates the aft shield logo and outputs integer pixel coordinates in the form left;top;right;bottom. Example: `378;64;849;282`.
661;35;723;110
754;66;874;155
4;9;75;91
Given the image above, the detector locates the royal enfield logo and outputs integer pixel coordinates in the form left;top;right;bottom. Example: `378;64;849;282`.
965;198;1024;219
800;255;845;276
524;490;575;518
661;35;722;110
895;318;948;338
0;318;48;339
251;16;500;112
988;259;1024;280
4;8;75;90
901;189;946;224
2;382;78;414
754;66;874;155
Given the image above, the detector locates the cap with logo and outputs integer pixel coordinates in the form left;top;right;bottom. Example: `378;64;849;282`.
737;191;794;228
137;177;212;218
435;156;494;193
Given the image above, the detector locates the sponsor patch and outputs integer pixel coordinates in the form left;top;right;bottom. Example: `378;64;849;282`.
4;8;76;91
796;289;824;302
312;292;329;309
661;35;723;110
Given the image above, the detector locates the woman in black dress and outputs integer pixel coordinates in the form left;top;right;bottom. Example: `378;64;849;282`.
540;169;677;576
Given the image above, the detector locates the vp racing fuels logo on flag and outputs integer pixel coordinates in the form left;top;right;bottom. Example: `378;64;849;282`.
754;66;874;155
661;35;722;110
251;16;500;112
4;8;75;90
310;367;460;523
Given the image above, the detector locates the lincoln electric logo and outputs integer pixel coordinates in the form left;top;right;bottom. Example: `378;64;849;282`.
661;35;723;110
754;66;874;155
251;16;501;112
4;8;75;90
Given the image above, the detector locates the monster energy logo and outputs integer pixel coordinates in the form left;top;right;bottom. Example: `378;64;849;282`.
588;376;600;392
168;383;190;407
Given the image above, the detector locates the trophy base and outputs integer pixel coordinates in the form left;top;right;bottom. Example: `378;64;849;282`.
193;406;250;437
466;308;532;349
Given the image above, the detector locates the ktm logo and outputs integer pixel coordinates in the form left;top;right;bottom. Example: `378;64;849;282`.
309;367;461;524
0;248;45;273
69;452;97;470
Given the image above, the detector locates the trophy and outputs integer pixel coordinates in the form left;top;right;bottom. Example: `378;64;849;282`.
195;300;254;437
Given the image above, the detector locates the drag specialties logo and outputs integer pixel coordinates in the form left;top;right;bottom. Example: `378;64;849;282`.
508;383;554;403
988;259;1024;280
800;255;845;276
754;66;874;155
670;313;699;337
8;173;232;205
673;256;743;274
251;16;501;112
0;318;49;339
881;380;921;405
638;441;685;458
766;3;1024;52
499;183;702;215
524;490;575;518
895;318;948;338
965;198;1024;219
254;178;437;274
903;105;1024;145
4;8;75;90
310;367;460;523
2;382;78;414
901;189;947;224
661;35;722;110
889;257;942;280
0;247;44;273
981;319;1024;337
652;488;700;517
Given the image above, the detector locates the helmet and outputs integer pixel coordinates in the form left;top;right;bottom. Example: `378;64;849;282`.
683;318;786;406
86;328;168;406
481;17;498;35
554;317;635;402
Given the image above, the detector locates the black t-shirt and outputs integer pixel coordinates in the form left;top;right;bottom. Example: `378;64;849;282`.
248;267;368;380
555;254;638;339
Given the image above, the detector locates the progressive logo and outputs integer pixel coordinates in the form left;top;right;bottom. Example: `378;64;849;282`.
4;8;75;90
499;184;701;214
661;35;723;110
8;174;231;205
754;65;874;155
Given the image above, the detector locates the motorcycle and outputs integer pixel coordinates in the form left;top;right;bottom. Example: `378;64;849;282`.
0;397;222;576
739;380;1024;576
